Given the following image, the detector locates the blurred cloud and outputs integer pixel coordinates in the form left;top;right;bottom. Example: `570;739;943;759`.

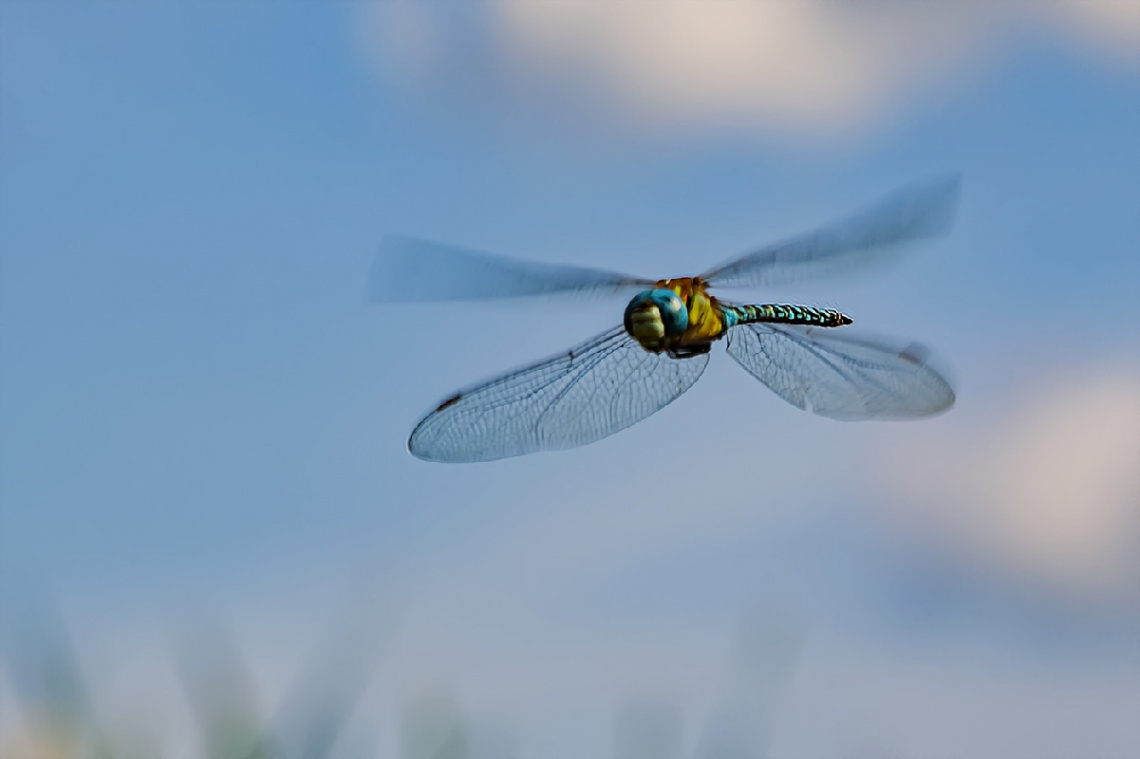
361;1;444;86
611;696;685;759
694;601;805;759
362;1;1139;135
490;2;990;133
877;368;1140;602
1042;0;1140;55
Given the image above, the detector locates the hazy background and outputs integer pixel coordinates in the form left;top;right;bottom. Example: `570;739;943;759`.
2;2;1138;757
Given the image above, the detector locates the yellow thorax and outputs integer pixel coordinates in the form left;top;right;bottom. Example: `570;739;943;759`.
656;277;726;343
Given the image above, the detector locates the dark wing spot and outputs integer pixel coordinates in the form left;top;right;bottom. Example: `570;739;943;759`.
898;343;929;364
436;393;462;411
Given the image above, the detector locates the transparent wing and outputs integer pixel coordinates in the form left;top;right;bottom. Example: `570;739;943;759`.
410;327;709;462
701;175;961;289
726;323;954;419
368;236;654;303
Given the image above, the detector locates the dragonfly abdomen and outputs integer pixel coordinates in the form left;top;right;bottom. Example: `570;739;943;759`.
724;304;852;329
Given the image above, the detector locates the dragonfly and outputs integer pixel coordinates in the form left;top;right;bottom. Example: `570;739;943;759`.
370;176;959;463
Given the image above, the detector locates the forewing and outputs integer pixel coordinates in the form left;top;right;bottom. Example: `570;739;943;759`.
726;323;954;419
368;236;654;303
409;327;709;462
701;175;960;289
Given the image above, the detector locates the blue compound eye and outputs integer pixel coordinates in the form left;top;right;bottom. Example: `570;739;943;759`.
623;289;689;344
649;289;688;335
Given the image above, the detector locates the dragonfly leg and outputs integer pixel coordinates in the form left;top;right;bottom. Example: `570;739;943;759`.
668;343;712;359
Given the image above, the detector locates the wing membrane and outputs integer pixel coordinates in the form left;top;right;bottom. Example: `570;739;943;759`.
368;236;654;303
702;175;961;289
410;327;709;462
726;323;954;419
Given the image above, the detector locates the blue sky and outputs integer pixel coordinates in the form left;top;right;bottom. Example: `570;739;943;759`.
2;3;1138;757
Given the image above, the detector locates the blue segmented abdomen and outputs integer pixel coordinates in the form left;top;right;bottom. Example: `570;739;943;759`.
724;304;852;329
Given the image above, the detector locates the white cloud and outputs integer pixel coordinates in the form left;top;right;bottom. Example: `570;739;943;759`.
363;1;1140;134
876;369;1140;600
357;3;445;87
1043;0;1140;55
490;1;994;133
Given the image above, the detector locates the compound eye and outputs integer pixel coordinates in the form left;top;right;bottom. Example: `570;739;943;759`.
651;289;689;334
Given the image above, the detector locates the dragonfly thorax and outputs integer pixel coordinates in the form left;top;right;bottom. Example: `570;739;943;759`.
624;288;689;352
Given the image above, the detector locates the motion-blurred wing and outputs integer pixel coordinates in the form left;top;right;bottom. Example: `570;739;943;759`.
369;237;654;303
726;323;954;419
410;327;709;462
701;175;960;290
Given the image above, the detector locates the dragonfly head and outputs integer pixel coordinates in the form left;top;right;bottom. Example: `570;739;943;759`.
624;288;689;351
